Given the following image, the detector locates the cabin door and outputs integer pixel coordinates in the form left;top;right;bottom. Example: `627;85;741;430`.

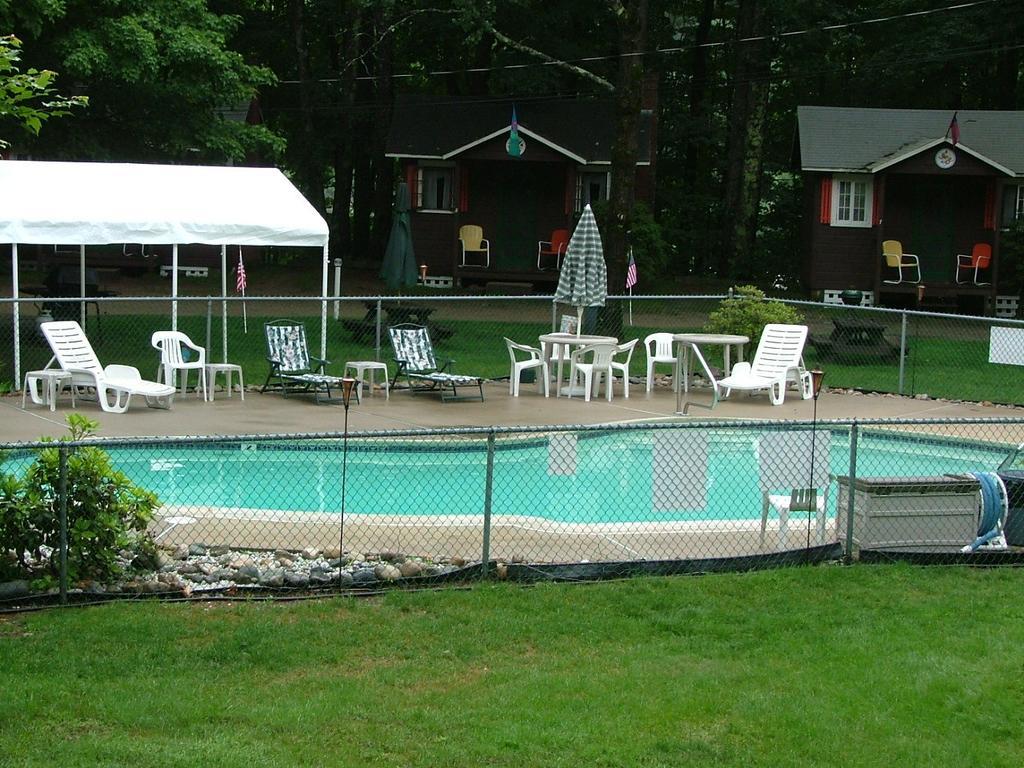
494;164;545;271
908;178;955;282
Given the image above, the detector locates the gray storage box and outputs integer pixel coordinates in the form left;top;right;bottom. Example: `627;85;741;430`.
836;475;979;552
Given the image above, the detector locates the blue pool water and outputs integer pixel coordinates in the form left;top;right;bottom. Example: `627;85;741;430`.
6;429;1002;524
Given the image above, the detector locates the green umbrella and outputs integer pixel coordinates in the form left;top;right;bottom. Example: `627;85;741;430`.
553;204;607;335
380;181;418;291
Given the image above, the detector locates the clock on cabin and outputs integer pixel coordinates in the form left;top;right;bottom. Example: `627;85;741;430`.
934;147;957;169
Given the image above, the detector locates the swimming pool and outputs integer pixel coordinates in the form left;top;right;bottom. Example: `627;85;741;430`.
50;428;1006;524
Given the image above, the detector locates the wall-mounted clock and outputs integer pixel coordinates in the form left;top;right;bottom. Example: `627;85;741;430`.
935;147;957;169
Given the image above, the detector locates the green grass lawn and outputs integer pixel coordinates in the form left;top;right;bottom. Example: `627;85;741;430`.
2;565;1023;767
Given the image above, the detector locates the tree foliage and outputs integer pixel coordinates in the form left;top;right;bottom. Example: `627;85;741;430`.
0;33;85;148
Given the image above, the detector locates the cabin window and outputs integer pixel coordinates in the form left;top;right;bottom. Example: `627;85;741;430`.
830;175;872;227
575;170;609;212
416;164;455;212
1002;185;1024;226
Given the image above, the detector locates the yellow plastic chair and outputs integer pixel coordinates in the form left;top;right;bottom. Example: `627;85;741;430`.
459;225;490;268
882;240;921;285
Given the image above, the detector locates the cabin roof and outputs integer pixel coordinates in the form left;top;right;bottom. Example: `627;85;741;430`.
386;94;652;164
796;106;1024;176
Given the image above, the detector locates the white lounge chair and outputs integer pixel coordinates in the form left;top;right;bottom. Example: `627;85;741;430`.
756;430;832;549
717;324;812;406
40;320;175;413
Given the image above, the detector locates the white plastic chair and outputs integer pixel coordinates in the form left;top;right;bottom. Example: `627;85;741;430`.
152;330;207;400
718;324;811;406
568;342;617;402
504;338;549;397
756;430;831;549
610;338;638;399
643;333;676;393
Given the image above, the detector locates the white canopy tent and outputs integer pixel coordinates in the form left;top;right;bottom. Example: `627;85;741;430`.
0;160;330;386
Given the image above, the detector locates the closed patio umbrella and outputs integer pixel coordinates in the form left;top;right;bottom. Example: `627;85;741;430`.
380;181;418;291
553;204;607;336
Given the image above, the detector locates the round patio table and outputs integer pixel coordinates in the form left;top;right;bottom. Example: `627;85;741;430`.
672;333;749;412
538;332;618;397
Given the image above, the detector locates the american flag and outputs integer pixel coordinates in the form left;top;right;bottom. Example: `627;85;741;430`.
625;250;638;290
948;111;960;146
236;250;247;293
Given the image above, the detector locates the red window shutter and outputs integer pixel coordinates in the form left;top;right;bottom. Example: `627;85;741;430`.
983;182;996;230
819;176;832;224
872;177;883;226
458;166;469;212
405;165;418;209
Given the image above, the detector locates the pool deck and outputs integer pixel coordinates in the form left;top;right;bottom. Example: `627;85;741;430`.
3;380;1022;443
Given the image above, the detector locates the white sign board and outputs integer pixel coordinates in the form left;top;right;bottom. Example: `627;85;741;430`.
989;327;1024;366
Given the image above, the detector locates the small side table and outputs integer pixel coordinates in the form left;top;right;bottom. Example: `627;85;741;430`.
344;360;389;400
204;363;245;401
22;369;75;412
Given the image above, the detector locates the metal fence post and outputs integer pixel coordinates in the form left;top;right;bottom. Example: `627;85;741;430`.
58;444;69;605
897;312;908;394
481;430;495;578
845;421;859;563
205;298;213;357
374;299;383;361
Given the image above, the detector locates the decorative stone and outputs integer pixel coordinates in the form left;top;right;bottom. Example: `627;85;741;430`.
322;548;341;560
173;544;190;560
0;580;30;599
379;551;405;564
495;563;508;580
374;563;401;582
309;567;335;586
450;557;467;567
208;545;230;556
259;569;285;588
284;571;310;588
398;561;423;578
351;568;376;585
234;564;261;584
276;556;294;568
301;546;320;560
188;544;207;557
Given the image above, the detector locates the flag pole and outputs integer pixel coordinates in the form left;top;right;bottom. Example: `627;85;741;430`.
629;285;633;327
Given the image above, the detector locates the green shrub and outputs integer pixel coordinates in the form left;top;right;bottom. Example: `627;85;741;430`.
0;414;159;584
704;285;803;346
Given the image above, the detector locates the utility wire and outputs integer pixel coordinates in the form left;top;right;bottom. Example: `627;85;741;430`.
277;0;1005;85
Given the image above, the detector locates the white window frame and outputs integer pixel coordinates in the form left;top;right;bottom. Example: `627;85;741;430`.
830;174;872;228
416;162;456;213
1016;185;1024;220
575;168;610;213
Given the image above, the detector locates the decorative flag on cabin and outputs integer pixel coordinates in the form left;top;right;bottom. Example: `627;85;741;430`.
947;112;960;146
507;106;522;158
625;250;638;290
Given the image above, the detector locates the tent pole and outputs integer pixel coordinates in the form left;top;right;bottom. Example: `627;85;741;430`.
333;257;341;320
12;243;20;387
321;244;329;362
221;245;228;362
79;245;86;329
172;243;179;331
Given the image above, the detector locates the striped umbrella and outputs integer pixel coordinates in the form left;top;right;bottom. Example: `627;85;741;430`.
553;204;607;336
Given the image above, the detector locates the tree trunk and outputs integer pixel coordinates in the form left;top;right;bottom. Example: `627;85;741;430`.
369;2;396;260
605;0;648;293
681;0;717;275
329;6;362;262
721;0;768;279
289;0;325;213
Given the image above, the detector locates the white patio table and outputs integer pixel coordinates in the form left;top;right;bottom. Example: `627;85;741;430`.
537;332;618;397
672;332;749;413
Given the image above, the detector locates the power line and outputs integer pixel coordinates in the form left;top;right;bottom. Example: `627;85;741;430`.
276;0;1005;85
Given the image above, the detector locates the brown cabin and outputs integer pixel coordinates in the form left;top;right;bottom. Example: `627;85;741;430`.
796;106;1024;314
385;94;657;289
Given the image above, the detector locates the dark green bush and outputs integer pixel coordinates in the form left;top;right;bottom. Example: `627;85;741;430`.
704;285;804;346
0;414;159;584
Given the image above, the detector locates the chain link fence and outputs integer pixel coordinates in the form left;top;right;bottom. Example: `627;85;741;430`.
2;418;1024;608
3;293;1024;405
